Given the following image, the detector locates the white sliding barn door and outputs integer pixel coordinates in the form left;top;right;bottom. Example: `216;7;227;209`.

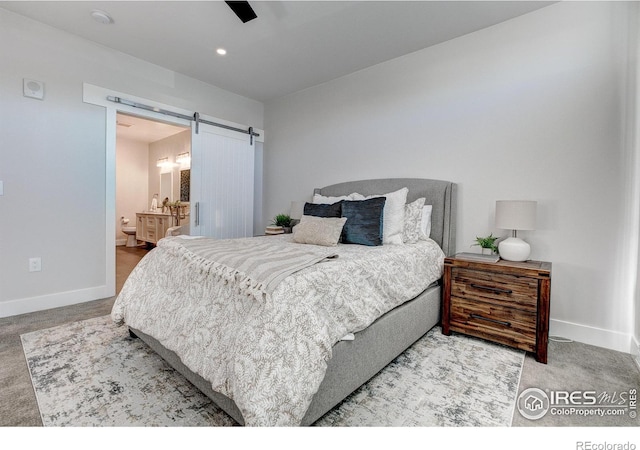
190;123;254;239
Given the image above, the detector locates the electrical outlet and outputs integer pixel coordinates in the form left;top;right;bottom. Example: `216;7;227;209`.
29;257;41;272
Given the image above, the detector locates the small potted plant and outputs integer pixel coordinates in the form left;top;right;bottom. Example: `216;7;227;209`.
472;234;499;255
272;214;293;233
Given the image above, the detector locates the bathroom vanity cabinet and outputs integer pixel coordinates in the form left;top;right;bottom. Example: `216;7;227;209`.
136;213;172;245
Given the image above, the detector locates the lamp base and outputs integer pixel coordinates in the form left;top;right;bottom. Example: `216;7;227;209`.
498;237;531;262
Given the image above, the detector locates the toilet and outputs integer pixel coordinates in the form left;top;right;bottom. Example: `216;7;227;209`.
121;218;139;247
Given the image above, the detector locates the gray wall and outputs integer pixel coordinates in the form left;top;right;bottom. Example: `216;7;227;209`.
264;2;640;353
0;8;263;316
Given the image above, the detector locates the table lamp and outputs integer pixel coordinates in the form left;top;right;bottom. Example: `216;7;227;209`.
495;200;537;261
289;201;305;226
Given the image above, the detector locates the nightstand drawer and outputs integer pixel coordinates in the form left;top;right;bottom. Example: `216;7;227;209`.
450;296;536;352
451;267;538;311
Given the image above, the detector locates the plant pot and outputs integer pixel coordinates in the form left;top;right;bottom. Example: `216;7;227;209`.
481;248;493;256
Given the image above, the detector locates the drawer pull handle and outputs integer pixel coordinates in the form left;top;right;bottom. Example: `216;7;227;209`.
470;283;513;295
470;313;511;327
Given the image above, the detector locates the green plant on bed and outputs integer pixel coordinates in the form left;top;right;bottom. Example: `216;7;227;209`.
271;214;292;228
471;233;499;253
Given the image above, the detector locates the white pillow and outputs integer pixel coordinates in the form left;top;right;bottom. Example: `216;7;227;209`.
403;198;426;244
312;192;364;204
292;215;347;247
420;205;433;240
365;187;408;245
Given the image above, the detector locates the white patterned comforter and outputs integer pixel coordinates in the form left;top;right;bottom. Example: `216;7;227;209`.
111;235;445;426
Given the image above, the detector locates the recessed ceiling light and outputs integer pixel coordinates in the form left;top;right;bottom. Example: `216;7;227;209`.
91;9;113;25
216;48;227;56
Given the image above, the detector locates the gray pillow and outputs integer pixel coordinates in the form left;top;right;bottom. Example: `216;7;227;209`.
292;215;347;247
403;197;426;243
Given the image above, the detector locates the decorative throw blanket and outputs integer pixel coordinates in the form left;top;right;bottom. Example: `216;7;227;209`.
111;235;445;426
160;237;338;301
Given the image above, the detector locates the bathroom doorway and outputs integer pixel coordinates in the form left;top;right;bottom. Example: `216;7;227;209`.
83;84;263;299
115;112;190;281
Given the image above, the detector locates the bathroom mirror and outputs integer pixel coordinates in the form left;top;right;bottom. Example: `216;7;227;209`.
160;172;172;204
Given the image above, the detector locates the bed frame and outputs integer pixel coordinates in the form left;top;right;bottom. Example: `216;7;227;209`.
130;178;457;426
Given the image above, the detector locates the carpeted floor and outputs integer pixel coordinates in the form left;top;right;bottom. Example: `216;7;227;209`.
0;246;147;427
21;315;524;427
514;338;640;427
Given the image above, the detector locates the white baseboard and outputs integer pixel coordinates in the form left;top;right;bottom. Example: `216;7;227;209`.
0;285;114;318
550;318;634;354
632;336;640;372
115;239;126;246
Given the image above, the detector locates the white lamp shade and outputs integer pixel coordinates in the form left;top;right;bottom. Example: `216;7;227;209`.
495;200;537;231
290;201;305;220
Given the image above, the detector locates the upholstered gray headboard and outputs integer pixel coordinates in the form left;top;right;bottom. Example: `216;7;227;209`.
314;178;457;256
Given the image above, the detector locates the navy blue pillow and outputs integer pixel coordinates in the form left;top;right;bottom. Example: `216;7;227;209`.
303;201;342;218
341;197;386;246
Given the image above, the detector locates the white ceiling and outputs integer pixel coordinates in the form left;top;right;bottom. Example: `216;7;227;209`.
1;1;555;102
116;112;189;143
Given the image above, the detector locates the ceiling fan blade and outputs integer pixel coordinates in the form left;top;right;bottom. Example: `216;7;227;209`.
225;1;257;23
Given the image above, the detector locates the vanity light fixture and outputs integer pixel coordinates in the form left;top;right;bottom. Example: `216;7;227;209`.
156;157;170;168
176;152;191;165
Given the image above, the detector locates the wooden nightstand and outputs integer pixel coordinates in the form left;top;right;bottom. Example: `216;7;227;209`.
442;255;552;363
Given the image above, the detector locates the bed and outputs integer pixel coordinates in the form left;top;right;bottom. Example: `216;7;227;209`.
111;178;457;426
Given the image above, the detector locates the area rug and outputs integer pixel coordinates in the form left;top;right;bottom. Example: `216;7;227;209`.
21;315;524;427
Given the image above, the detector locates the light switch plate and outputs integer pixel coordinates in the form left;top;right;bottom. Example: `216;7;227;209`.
0;181;3;196
23;79;44;100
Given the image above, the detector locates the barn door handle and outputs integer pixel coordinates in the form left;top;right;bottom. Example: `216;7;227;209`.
195;202;200;226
